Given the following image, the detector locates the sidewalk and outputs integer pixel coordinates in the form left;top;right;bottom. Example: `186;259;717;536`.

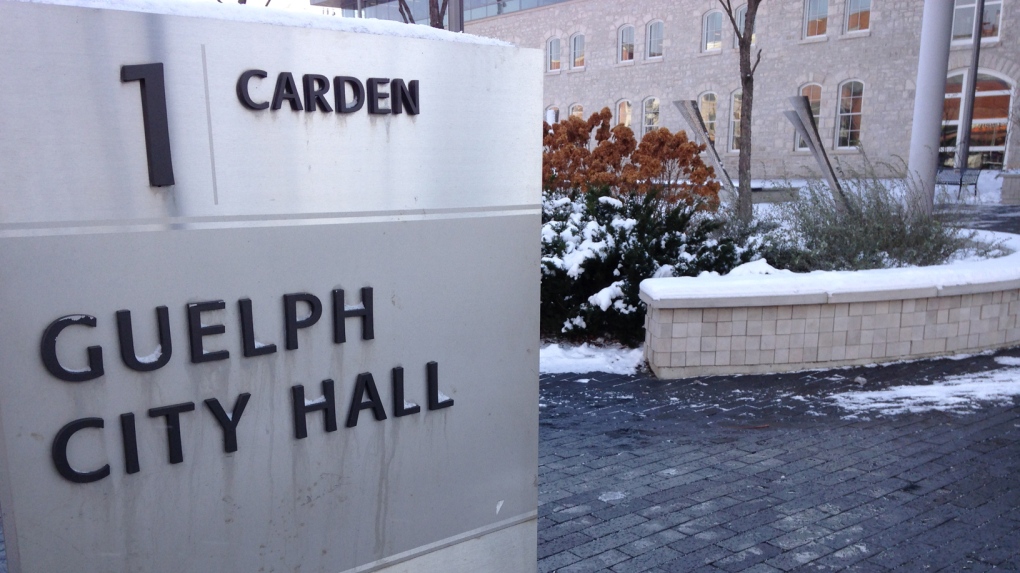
538;351;1020;572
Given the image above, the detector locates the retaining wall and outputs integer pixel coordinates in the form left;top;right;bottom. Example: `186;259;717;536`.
639;233;1020;379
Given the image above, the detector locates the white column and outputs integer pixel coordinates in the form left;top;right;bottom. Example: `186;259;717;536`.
907;0;955;214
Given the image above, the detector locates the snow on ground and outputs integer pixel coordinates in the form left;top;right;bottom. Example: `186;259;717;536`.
830;365;1020;416
540;343;644;375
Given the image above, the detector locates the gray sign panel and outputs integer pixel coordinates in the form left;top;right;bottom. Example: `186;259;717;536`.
0;3;541;572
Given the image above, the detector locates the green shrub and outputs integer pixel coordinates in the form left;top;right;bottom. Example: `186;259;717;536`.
541;187;754;346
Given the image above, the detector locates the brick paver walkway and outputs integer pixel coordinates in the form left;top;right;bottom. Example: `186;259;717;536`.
539;351;1020;572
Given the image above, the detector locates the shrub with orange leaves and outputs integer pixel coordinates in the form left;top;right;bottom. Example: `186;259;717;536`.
543;108;720;207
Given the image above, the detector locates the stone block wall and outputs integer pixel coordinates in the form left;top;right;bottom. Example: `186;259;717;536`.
466;0;1020;178
645;290;1020;379
1002;173;1020;205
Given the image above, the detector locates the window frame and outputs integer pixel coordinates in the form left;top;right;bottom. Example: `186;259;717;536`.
545;106;560;124
618;25;636;63
941;69;1013;169
703;11;723;52
569;33;585;69
796;83;823;150
643;97;660;137
569;104;584;119
699;92;718;147
616;99;633;128
546;37;561;72
729;90;742;153
835;80;864;149
951;0;1003;45
647;20;664;59
843;0;871;33
733;6;756;47
803;0;829;39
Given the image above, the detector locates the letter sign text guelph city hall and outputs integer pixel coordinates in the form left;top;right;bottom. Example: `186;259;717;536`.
44;287;454;484
0;3;541;573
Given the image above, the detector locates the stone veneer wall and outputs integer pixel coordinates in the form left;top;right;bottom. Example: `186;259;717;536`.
644;289;1020;379
465;0;1020;177
1002;174;1020;205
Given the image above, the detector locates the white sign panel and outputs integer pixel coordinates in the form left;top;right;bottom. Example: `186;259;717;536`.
0;2;541;572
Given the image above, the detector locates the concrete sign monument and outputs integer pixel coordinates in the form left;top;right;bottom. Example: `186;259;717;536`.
0;2;541;572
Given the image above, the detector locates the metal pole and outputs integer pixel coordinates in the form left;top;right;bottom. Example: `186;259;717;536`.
356;0;363;18
448;0;464;32
955;0;985;170
906;0;955;215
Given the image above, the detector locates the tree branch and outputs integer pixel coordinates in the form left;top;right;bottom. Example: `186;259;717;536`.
397;0;414;23
750;48;762;75
440;0;449;22
717;0;742;40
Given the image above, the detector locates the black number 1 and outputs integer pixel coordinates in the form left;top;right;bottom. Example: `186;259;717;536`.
121;63;175;187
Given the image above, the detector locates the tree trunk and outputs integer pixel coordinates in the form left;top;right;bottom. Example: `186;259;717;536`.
719;0;762;224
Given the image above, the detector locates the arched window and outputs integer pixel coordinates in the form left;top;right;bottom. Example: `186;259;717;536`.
703;11;723;51
699;92;718;146
643;98;660;136
647;21;664;58
941;71;1011;168
733;6;756;47
804;0;828;38
729;91;742;151
836;80;864;148
844;0;871;33
569;104;584;119
617;100;632;127
570;34;585;69
618;25;635;62
796;83;823;149
953;0;1002;43
545;106;559;124
546;38;560;72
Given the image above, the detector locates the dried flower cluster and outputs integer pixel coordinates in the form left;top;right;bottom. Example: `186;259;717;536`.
542;107;721;206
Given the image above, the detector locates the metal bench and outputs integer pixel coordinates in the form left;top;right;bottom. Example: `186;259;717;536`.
936;168;981;199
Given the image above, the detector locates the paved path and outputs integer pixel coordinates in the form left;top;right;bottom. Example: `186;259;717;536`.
538;351;1020;572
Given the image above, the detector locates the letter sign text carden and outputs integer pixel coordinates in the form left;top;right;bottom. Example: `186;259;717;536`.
237;69;420;117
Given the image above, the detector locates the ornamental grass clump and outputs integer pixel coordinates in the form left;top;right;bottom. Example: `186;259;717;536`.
540;108;754;346
762;166;973;272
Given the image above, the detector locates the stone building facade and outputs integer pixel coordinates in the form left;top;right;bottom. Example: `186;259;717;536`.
465;0;1020;179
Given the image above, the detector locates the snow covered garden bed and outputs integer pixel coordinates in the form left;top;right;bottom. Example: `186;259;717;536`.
640;232;1020;379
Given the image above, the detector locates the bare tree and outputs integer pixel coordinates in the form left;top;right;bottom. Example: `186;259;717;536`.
397;0;449;28
718;0;763;223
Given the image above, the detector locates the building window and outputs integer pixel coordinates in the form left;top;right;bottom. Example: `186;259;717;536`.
647;21;664;58
941;71;1011;169
703;11;723;51
569;104;584;119
546;38;560;72
952;0;1002;43
570;34;585;69
804;0;828;38
643;98;660;136
836;80;864;148
699;92;718;146
734;6;756;47
729;91;742;152
617;100;632;127
618;26;635;62
844;0;870;33
545;106;559;124
796;84;823;149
